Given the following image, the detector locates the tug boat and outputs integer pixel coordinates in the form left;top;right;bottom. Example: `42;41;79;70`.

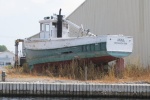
23;9;133;69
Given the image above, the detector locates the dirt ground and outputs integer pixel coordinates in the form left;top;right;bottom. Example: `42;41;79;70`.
0;67;150;84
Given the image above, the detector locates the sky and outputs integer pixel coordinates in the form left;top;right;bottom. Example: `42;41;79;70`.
0;0;85;53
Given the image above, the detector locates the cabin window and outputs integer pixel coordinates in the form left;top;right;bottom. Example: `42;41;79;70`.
66;24;68;29
46;24;50;32
40;24;44;31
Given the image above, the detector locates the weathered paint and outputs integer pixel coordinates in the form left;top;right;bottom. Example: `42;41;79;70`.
26;43;108;65
24;35;132;51
24;35;133;69
26;42;106;60
25;42;131;69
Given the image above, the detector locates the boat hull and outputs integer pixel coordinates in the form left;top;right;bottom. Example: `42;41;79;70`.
24;42;131;69
23;35;133;69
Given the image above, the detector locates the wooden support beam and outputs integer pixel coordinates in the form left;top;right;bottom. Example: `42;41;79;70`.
115;58;124;78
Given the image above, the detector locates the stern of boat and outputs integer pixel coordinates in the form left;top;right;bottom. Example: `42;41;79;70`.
106;35;133;58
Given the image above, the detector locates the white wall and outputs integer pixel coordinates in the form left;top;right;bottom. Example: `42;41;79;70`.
67;0;150;66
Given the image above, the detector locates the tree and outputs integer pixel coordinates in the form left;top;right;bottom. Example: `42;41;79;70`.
0;45;7;52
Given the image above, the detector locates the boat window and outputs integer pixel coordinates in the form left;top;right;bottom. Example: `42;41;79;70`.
46;24;50;32
40;23;44;31
66;24;68;29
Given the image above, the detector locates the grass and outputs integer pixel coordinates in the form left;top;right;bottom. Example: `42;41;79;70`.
3;59;150;83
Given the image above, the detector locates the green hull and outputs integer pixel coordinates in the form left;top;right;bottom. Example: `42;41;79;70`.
25;42;131;68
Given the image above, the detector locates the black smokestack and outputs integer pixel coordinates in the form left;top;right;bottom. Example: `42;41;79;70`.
57;9;63;38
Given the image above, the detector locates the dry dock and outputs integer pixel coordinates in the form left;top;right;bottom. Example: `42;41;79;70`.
0;82;149;98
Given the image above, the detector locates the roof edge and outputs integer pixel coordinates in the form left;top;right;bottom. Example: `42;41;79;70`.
67;0;86;19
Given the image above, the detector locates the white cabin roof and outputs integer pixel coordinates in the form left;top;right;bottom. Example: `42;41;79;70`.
39;19;57;23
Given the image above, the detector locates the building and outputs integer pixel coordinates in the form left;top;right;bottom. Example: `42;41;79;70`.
67;0;150;66
0;51;15;67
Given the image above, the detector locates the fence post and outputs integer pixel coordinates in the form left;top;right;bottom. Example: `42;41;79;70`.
2;71;6;82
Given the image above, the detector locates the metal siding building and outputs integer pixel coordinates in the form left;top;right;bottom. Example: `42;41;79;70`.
67;0;150;66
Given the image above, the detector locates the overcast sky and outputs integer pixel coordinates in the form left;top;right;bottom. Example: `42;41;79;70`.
0;0;85;53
